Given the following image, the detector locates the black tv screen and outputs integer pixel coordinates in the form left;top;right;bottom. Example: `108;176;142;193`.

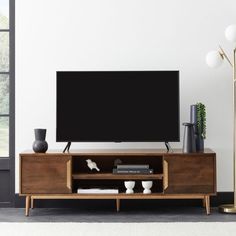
57;71;179;142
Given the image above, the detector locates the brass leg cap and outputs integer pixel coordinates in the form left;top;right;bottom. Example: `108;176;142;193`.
219;204;236;214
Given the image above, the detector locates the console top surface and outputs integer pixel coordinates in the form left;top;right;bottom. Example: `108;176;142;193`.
20;148;215;156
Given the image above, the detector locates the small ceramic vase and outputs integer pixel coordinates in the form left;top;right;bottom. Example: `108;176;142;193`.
124;181;135;194
142;181;153;194
32;129;48;153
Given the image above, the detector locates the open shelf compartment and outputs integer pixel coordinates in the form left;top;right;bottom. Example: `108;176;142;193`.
71;155;164;194
72;155;163;174
72;178;164;194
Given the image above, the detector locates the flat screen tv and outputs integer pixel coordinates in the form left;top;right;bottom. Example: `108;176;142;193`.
57;71;179;142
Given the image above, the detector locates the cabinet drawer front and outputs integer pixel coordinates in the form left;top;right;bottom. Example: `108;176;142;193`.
164;155;216;194
20;156;72;194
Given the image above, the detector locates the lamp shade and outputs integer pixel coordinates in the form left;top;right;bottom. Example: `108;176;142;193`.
225;25;236;43
206;50;223;68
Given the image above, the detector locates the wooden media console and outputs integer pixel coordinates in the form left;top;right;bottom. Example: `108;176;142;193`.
19;149;216;216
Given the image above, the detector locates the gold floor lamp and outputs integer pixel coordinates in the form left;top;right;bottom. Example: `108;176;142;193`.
206;24;236;213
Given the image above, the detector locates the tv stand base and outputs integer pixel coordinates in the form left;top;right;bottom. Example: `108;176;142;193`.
63;142;71;153
165;142;173;152
23;194;211;216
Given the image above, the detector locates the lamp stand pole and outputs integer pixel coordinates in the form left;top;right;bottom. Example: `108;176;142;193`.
219;47;236;213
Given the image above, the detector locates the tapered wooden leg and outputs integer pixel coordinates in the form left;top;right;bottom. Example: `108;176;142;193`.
205;195;210;215
25;196;31;216
116;199;120;212
202;198;206;208
31;198;34;209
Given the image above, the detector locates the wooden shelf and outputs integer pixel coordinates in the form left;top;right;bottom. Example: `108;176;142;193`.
72;173;163;180
28;193;208;200
30;193;166;200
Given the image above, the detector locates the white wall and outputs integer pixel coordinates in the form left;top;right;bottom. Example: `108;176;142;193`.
15;0;236;193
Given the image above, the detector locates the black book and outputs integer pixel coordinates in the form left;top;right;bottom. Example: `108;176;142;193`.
113;168;154;174
117;164;149;170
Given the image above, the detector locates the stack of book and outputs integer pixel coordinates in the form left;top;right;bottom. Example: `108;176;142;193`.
113;164;153;174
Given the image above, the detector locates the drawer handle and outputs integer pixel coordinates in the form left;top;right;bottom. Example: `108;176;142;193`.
67;160;72;190
163;160;168;190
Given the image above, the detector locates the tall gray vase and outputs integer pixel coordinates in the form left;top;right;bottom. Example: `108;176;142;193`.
190;105;197;133
32;129;48;153
190;105;204;152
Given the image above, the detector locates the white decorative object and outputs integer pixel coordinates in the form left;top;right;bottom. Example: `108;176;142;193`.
77;188;118;194
124;181;135;194
225;24;236;43
205;50;223;68
142;181;153;194
86;159;100;171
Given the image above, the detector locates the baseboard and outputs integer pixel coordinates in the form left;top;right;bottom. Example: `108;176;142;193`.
13;192;234;209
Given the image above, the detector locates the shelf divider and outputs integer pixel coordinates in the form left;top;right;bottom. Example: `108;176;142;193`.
72;173;163;180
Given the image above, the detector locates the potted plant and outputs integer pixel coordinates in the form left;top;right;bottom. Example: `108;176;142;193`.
190;102;206;151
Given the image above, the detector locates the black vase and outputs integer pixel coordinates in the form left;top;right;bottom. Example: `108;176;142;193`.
190;104;204;152
32;129;48;153
196;135;204;152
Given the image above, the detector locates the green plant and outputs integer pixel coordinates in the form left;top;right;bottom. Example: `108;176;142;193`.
196;102;206;139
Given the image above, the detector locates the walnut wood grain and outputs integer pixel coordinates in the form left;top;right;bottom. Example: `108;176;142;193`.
116;199;120;212
164;154;216;194
19;149;216;216
28;193;208;200
205;195;211;215
72;173;163;180
25;196;30;216
20;155;72;194
20;148;215;156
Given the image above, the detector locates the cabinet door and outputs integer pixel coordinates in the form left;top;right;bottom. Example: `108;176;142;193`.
20;155;72;194
164;155;216;194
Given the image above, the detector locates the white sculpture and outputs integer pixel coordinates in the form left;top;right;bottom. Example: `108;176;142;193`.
86;159;100;171
142;181;153;194
124;181;135;194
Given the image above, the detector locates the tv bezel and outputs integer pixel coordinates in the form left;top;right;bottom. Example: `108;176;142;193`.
56;71;180;142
